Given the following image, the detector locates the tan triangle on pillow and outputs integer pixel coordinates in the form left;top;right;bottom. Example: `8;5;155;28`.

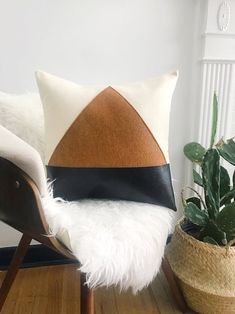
49;87;166;167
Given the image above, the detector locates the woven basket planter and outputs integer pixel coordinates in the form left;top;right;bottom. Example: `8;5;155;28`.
166;221;235;314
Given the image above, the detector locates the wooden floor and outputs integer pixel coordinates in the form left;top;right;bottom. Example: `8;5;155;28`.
0;264;183;314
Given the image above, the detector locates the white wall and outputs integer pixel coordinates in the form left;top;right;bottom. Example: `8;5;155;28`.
0;0;198;247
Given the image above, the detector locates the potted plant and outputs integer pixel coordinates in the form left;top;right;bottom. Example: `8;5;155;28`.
166;94;235;314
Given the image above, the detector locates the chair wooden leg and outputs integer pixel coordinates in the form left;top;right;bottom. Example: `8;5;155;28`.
162;258;188;313
80;272;95;314
0;234;31;312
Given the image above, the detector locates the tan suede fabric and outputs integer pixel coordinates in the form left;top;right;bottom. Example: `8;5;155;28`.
49;87;166;167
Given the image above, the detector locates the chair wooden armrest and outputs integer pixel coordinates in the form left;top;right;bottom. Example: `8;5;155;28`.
0;156;95;313
0;157;47;237
0;156;74;257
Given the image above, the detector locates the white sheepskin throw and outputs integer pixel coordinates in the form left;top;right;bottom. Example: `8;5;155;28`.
42;192;174;293
0;92;45;160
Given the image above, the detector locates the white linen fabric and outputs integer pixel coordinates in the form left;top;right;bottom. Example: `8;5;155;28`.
0;125;47;196
0;90;175;292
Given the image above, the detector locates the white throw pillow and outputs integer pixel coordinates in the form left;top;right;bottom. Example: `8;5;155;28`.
36;70;178;209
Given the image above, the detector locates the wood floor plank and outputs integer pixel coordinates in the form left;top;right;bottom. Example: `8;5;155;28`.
150;270;182;314
112;287;160;314
0;264;183;314
95;287;119;314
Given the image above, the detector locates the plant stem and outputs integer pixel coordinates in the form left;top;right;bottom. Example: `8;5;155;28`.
181;186;207;210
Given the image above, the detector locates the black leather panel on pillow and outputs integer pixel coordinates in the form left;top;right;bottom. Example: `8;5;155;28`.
47;165;176;210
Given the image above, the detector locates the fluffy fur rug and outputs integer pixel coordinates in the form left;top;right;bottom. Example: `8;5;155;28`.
42;191;174;293
0;91;175;293
0;92;45;160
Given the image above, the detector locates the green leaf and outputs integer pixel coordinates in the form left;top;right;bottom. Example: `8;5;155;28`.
217;139;235;165
203;236;219;246
216;201;235;241
220;187;235;206
220;166;230;199
184;142;206;163
186;197;201;209
233;170;235;187
202;149;220;219
193;169;203;187
184;202;209;226
210;93;218;148
200;220;227;245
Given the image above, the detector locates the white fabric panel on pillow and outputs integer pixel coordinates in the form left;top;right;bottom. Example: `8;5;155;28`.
0;125;47;196
0;92;45;160
114;71;178;162
36;70;178;164
35;71;104;162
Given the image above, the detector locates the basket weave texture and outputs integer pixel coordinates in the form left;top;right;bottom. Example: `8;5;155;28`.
166;221;235;314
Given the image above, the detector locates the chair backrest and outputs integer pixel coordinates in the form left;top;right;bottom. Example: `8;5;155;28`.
0;93;75;259
0;124;47;196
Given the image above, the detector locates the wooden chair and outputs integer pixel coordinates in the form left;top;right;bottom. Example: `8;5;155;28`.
0;156;188;313
0;129;188;313
0;157;95;313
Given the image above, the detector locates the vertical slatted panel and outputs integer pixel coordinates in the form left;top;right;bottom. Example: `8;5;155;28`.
192;62;234;192
198;62;234;148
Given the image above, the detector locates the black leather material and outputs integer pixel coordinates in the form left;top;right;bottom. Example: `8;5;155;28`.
47;164;176;211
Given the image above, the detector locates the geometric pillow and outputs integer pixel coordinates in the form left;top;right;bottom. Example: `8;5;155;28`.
36;71;178;210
